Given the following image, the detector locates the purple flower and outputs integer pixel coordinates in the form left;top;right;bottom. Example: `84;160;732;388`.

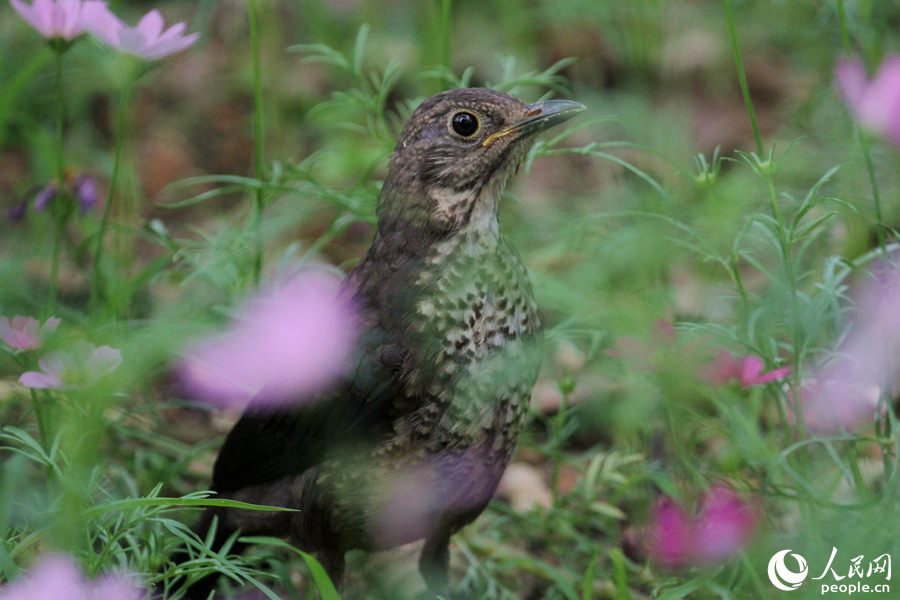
6;200;28;221
703;350;791;388
646;487;756;568
32;183;58;212
836;56;900;146
179;272;357;409
9;0;87;41
73;174;98;214
81;5;199;60
799;259;900;433
0;554;142;600
19;340;122;390
0;315;60;351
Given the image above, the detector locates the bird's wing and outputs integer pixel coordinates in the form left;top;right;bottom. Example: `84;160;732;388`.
210;323;400;493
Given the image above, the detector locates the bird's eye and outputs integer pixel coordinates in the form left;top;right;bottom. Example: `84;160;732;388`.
451;111;480;137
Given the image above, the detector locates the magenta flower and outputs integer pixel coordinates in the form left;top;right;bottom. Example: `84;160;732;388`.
646;487;756;568
836;56;900;146
703;350;791;388
799;259;900;433
19;341;122;390
0;554;142;600
9;0;88;41
81;5;199;60
0;316;60;352
179;272;357;409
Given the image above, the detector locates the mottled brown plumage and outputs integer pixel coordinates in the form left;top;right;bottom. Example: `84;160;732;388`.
176;88;584;598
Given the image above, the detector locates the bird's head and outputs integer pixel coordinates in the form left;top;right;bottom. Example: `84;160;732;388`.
378;88;584;234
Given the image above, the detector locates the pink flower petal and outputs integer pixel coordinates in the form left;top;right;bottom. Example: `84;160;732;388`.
749;365;792;385
19;371;64;389
701;349;742;385
135;8;164;42
694;488;756;563
0;315;58;351
1;555;86;600
647;498;693;568
836;55;900;146
180;272;357;409
56;0;83;38
738;355;764;385
835;58;867;114
80;1;125;47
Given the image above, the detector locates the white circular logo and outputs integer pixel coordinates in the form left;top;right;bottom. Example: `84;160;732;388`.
768;549;809;591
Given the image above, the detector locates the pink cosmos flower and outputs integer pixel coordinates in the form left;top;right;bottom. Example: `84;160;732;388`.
798;259;900;433
0;554;142;600
0;316;60;352
80;5;199;60
703;350;791;388
9;0;87;40
179;272;357;410
647;487;756;568
19;340;122;390
836;56;900;146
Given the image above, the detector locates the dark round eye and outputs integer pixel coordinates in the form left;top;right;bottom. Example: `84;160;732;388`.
451;111;480;137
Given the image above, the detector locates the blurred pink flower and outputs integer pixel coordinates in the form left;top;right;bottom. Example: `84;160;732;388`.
836;56;900;146
799;260;900;433
647;487;756;568
703;350;791;388
0;315;60;352
0;554;142;600
10;0;87;40
19;341;122;390
81;5;199;60
647;497;692;568
179;272;357;409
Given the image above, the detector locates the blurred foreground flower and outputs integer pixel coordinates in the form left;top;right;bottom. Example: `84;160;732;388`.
81;5;199;60
73;174;98;214
10;0;88;41
0;554;142;600
19;341;122;390
703;350;791;388
836;56;900;146
0;316;59;352
179;273;356;409
647;487;756;568
799;259;900;433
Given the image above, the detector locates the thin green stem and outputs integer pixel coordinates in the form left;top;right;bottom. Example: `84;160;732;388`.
248;0;265;287
723;0;764;156
91;79;135;314
48;51;66;315
836;0;852;56
550;389;569;505
835;0;887;253
440;0;452;71
724;0;810;476
30;388;50;453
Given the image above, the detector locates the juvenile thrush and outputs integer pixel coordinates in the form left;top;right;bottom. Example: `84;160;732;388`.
175;87;584;598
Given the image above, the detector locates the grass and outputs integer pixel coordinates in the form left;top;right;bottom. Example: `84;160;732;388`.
2;0;900;599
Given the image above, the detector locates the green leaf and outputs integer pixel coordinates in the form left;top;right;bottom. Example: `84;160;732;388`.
239;536;342;600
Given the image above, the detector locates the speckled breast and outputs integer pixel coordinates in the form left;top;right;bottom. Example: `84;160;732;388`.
395;230;544;455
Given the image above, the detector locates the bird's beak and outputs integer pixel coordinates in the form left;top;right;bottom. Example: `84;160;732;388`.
483;99;586;147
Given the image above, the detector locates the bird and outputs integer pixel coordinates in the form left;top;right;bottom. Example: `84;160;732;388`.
171;87;585;599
